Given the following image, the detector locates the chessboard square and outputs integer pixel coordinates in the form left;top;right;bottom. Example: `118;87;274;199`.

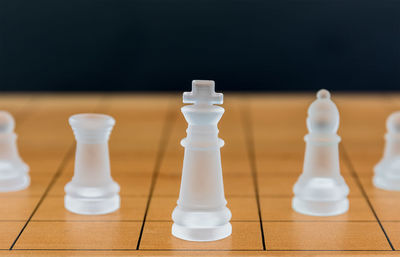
350;162;375;176
221;156;252;176
0;222;25;249
258;176;297;197
32;196;147;221
260;197;374;221
370;197;400;221
55;158;74;177
164;139;184;156
47;175;70;196
224;175;255;197
221;141;249;156
229;197;259;221
153;174;181;197
140;221;263;250
381;222;400;250
255;156;303;176
110;156;157;175
15;221;142;250
159;157;183;175
147;197;258;221
146;196;175;221
0;196;39;220
253;131;305;145
116;174;152;196
263;221;391;250
253;144;305;156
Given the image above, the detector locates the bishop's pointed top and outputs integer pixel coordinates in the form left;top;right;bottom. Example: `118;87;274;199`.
387;111;400;134
316;89;331;100
183;80;223;105
307;89;339;134
0;111;15;133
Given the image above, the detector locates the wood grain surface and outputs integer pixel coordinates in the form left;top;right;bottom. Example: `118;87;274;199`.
0;93;399;256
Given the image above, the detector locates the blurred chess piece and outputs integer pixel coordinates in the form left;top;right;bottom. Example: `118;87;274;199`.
374;111;400;190
0;111;30;192
65;113;120;215
172;80;232;241
292;89;349;216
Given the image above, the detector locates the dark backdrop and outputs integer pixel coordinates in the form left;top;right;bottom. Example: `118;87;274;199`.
1;0;400;91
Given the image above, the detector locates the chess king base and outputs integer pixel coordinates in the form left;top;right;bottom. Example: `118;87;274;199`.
172;223;232;242
172;206;232;242
292;197;349;216
65;194;120;215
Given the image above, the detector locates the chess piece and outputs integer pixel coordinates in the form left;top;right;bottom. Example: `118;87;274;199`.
172;80;232;241
65;113;120;215
0;111;29;192
292;89;349;216
373;111;400;190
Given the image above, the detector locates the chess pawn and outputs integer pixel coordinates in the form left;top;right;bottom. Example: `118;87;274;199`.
65;113;120;215
292;89;349;216
172;80;232;241
0;111;29;192
373;112;400;190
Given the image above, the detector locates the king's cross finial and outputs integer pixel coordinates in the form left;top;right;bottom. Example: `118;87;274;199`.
183;80;223;105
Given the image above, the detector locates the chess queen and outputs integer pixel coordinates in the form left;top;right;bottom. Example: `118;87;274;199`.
172;80;232;241
292;89;349;216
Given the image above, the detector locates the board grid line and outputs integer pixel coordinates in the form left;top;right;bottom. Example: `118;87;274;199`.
241;99;267;251
135;100;177;250
341;144;395;251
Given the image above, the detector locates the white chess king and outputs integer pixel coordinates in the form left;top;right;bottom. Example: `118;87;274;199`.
292;89;349;216
65;113;120;215
0;111;30;192
172;80;232;241
373;111;400;190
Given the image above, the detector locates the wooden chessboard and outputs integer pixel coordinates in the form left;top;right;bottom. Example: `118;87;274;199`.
0;93;400;257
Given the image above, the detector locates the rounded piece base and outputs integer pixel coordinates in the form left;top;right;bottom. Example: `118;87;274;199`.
0;174;30;192
292;197;349;216
65;194;120;215
172;222;232;242
373;175;400;191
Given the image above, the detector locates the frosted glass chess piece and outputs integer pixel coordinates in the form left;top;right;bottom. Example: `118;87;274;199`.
373;111;400;190
65;113;120;215
292;89;349;216
0;111;30;191
172;80;232;241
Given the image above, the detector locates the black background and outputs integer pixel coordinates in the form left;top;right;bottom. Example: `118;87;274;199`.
1;0;400;91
